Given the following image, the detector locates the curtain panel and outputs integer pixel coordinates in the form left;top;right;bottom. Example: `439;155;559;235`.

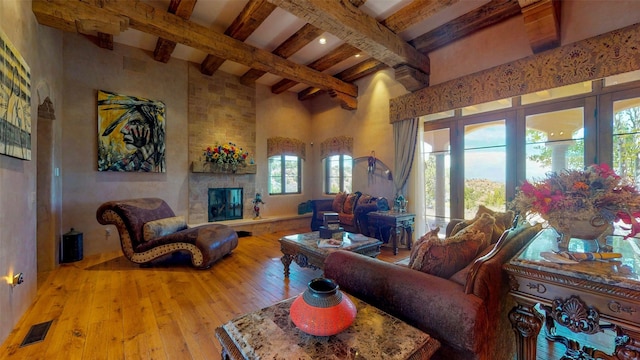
320;136;353;159
267;137;306;160
393;118;418;196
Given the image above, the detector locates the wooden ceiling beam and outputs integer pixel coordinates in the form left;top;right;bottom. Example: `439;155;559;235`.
409;0;522;54
329;90;357;110
519;0;561;53
269;0;430;75
32;0;358;97
271;43;360;94
298;87;325;101
239;0;366;86
395;64;430;91
201;0;277;75
97;32;114;50
381;0;460;34
298;59;388;101
153;0;197;63
337;58;388;83
239;23;324;85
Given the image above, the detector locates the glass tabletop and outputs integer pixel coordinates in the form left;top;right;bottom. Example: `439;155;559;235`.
511;227;640;291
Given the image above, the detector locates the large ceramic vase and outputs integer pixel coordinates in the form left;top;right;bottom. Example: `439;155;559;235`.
548;215;612;251
289;277;357;336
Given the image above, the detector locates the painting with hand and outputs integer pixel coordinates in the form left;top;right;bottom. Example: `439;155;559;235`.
97;90;166;172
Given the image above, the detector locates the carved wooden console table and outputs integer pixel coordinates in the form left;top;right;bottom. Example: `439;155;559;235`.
504;228;640;360
367;211;415;255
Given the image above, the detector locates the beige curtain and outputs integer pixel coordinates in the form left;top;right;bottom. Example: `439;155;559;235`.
393;118;418;196
267;137;306;160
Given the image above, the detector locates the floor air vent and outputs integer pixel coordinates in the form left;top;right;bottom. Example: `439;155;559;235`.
20;320;53;347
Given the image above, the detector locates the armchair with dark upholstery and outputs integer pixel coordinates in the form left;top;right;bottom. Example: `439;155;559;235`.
96;198;238;269
310;192;389;235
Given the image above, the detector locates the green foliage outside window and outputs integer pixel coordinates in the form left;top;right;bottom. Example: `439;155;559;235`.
269;155;301;195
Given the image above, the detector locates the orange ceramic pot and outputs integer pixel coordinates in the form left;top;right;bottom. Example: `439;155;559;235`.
289;278;357;336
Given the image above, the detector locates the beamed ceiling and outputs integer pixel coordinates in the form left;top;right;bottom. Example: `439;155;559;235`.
32;0;561;110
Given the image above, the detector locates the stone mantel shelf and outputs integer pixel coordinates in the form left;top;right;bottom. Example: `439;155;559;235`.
191;162;257;174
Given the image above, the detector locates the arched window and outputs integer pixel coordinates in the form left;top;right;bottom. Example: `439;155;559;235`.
267;137;305;195
320;136;353;194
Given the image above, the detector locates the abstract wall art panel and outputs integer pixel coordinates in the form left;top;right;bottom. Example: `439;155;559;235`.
0;28;31;160
97;90;166;172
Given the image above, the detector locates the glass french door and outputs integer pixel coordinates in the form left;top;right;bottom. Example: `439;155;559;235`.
524;105;586;180
463;119;507;219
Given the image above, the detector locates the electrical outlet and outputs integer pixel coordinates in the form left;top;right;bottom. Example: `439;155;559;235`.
105;228;111;236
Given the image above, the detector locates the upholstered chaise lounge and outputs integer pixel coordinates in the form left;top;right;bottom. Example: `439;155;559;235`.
96;198;238;269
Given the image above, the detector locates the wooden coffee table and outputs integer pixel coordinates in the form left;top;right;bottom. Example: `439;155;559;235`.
279;231;382;277
215;294;440;360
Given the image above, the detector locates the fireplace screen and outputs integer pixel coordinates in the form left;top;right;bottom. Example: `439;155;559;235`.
208;187;243;221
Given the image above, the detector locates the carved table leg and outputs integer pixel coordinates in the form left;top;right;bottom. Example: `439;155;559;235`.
509;304;543;360
281;254;293;278
393;226;401;255
405;225;413;250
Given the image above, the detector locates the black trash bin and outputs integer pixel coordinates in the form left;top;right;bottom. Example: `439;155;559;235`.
60;228;83;263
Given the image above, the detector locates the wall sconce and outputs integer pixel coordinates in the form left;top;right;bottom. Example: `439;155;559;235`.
12;273;24;286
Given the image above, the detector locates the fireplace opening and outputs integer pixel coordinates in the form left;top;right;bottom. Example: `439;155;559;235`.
208;187;243;221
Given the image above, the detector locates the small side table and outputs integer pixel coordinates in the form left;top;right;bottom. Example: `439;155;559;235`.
504;228;640;360
367;211;415;255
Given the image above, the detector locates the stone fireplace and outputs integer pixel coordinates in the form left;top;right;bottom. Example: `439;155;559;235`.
188;173;256;224
208;187;243;221
186;64;256;224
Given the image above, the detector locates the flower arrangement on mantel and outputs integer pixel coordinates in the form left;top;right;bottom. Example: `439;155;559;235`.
511;164;640;240
203;142;249;169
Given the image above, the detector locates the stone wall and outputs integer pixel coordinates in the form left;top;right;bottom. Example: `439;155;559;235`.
187;64;257;224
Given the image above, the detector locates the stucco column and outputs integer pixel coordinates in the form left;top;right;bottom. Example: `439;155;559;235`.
548;141;572;173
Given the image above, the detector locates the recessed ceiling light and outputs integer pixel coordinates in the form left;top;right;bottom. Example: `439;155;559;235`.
318;37;327;45
355;54;361;58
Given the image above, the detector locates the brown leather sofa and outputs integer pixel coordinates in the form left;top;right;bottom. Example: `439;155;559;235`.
324;220;542;360
96;198;238;269
310;191;390;235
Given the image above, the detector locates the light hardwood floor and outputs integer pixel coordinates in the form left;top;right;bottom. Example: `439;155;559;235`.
1;228;567;359
0;228;410;360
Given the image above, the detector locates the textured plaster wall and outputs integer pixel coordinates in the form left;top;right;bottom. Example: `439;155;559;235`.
61;34;189;257
309;69;408;200
255;84;313;216
0;0;63;344
429;0;640;87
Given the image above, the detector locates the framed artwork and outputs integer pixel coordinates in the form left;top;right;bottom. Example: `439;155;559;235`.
97;90;166;172
0;28;31;160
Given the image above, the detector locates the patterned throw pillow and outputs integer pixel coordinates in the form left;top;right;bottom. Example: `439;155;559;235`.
343;193;359;214
142;216;188;241
449;205;515;244
408;213;496;278
332;192;348;213
472;205;514;244
409;226;440;267
357;194;373;206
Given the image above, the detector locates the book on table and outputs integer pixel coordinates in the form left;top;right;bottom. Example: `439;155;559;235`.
347;233;369;242
317;239;343;248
